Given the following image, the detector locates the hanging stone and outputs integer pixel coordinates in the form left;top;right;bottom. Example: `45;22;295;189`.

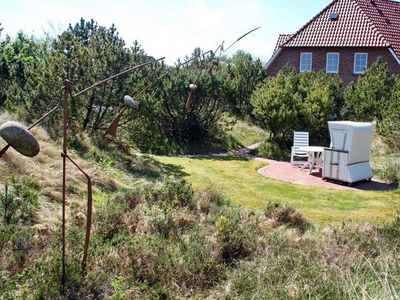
211;59;219;66
189;84;198;91
124;95;138;108
0;121;40;157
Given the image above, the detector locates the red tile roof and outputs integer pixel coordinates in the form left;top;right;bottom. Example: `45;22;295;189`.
273;34;292;53
280;0;400;57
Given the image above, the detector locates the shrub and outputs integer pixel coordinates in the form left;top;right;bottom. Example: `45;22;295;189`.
251;67;342;151
256;140;289;161
196;188;229;214
224;51;264;116
175;229;226;290
95;197;129;241
379;77;400;151
83;146;115;167
342;58;395;126
161;177;195;209
216;209;255;263
0;176;40;224
373;157;400;184
264;202;311;233
0;225;36;275
126;49;230;154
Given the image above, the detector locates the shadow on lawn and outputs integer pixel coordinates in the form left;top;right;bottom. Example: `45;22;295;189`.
310;171;398;191
153;155;251;179
151;159;189;178
343;180;397;191
180;155;251;162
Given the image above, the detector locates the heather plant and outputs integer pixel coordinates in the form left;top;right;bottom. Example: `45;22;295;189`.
264;202;311;233
0;176;40;224
1;176;400;299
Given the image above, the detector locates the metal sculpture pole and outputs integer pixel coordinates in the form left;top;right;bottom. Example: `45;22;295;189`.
61;80;70;289
183;27;261;112
0;58;165;292
58;59;165;286
0;26;262;293
106;54;209;137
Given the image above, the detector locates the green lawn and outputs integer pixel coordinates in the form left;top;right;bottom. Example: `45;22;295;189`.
227;119;267;147
155;155;399;224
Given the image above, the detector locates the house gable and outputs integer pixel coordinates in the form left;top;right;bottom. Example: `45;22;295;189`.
265;0;400;82
282;0;389;49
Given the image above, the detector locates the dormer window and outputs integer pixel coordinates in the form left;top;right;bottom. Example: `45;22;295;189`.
329;13;339;20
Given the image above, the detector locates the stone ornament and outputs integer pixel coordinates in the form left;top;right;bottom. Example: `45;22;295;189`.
0;121;40;157
124;95;138;108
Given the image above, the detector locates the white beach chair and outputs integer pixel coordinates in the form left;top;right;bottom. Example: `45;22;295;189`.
290;131;309;165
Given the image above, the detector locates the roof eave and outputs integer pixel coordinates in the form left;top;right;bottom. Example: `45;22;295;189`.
388;47;400;66
264;48;282;72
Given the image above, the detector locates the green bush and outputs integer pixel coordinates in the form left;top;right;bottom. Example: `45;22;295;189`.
224;51;264;116
251;67;342;151
379;77;400;151
216;208;256;263
2;176;400;299
373;157;400;184
342;58;396;126
256;140;289;161
126;49;231;154
83;146;116;167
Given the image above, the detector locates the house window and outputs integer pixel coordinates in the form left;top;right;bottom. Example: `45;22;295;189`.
326;53;339;73
354;53;368;74
300;52;312;72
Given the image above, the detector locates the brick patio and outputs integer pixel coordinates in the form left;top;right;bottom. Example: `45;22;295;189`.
257;159;395;191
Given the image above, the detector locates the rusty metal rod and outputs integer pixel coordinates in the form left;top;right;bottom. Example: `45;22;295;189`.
0;145;10;158
28;103;61;130
72;58;165;98
105;53;208;137
61;80;71;293
64;153;92;276
223;27;261;52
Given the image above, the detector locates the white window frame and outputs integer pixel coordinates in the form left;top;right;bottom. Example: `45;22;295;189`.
354;53;368;74
326;52;340;74
299;52;312;72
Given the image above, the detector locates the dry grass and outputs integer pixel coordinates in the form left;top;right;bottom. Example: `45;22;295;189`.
1;113;400;299
0;112;143;231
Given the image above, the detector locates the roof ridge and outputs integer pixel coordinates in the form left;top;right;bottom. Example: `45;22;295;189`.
281;0;340;47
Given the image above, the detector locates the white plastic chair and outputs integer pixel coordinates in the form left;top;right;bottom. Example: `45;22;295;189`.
290;131;309;165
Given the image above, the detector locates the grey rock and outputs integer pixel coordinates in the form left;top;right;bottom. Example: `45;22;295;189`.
0;121;40;157
124;95;138;108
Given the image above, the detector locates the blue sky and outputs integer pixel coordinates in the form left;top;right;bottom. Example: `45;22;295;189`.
1;0;332;63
